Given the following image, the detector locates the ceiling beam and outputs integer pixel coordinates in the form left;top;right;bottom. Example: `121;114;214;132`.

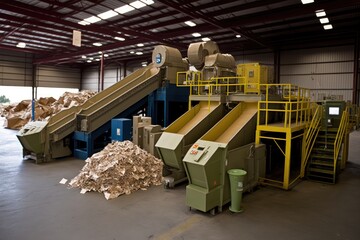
221;0;360;28
0;24;25;42
157;0;269;48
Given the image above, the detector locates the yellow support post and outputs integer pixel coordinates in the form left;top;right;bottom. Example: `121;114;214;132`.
283;129;292;190
255;129;261;144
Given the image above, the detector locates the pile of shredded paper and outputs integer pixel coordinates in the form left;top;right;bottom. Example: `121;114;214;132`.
69;141;163;200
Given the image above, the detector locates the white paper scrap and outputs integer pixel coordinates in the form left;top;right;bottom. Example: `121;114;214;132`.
59;178;68;184
80;189;88;194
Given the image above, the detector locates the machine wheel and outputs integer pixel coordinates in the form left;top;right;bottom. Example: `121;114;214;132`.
164;181;170;189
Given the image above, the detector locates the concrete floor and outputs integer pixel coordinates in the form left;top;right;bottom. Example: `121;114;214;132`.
0;117;359;240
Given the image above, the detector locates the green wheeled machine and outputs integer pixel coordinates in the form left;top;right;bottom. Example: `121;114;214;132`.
183;102;266;214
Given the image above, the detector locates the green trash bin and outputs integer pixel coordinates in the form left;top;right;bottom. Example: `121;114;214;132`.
227;169;247;213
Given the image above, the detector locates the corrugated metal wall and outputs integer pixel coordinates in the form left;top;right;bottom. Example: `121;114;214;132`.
81;64;134;91
235;50;274;65
0;50;33;86
280;45;354;101
1;50;81;89
36;65;80;89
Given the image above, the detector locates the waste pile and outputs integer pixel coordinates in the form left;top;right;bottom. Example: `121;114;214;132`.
69;141;164;200
1;91;96;129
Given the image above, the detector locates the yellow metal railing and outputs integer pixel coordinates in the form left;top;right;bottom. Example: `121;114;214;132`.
176;71;247;109
300;104;323;177
257;84;311;129
333;106;349;177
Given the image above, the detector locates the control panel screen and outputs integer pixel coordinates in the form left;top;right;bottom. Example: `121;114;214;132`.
329;107;340;116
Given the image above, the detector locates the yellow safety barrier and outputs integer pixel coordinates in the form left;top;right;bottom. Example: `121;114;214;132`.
300;104;323;177
334;106;349;173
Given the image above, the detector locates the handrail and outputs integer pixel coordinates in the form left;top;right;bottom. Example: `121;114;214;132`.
301;104;322;177
333;106;349;176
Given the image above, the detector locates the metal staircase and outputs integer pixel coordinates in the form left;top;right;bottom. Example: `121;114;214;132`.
306;106;349;184
306;128;339;183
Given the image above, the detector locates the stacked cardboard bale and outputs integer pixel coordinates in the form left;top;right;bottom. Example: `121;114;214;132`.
69;141;163;200
2;91;96;129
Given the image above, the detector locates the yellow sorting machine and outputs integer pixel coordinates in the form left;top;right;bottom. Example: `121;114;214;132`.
183;102;266;214
17;46;187;163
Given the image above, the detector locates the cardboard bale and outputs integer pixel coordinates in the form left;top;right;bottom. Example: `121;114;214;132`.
69;141;163;200
38;97;56;106
3;113;29;129
13;100;31;112
2;90;96;129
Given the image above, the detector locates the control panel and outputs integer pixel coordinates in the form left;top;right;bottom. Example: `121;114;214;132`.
190;144;208;162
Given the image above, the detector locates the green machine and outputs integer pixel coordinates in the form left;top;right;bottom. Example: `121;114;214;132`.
183;102;266;214
156;102;227;188
321;100;346;128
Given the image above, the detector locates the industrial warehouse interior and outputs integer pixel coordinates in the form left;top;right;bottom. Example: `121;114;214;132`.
0;0;360;239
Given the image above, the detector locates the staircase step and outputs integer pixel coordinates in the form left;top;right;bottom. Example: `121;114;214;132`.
320;128;338;133
311;154;333;160
315;141;334;146
308;167;334;175
307;174;335;184
310;160;334;167
317;135;336;139
313;147;334;152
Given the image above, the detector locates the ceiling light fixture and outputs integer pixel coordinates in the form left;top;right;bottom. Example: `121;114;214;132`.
81;55;87;59
84;16;101;23
130;51;135;54
140;0;154;5
236;34;241;38
130;1;146;9
115;5;135;14
185;21;196;27
93;42;102;46
78;20;90;26
16;42;26;48
104;54;109;57
301;0;314;4
137;43;144;47
192;32;201;37
87;60;92;63
89;57;94;60
141;61;147;67
315;9;326;17
136;52;143;55
98;51;103;54
115;36;125;41
98;10;118;20
202;37;211;42
323;24;333;30
319;17;329;24
95;59;100;61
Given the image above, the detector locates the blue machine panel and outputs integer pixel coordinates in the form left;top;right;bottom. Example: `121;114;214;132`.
111;118;132;141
